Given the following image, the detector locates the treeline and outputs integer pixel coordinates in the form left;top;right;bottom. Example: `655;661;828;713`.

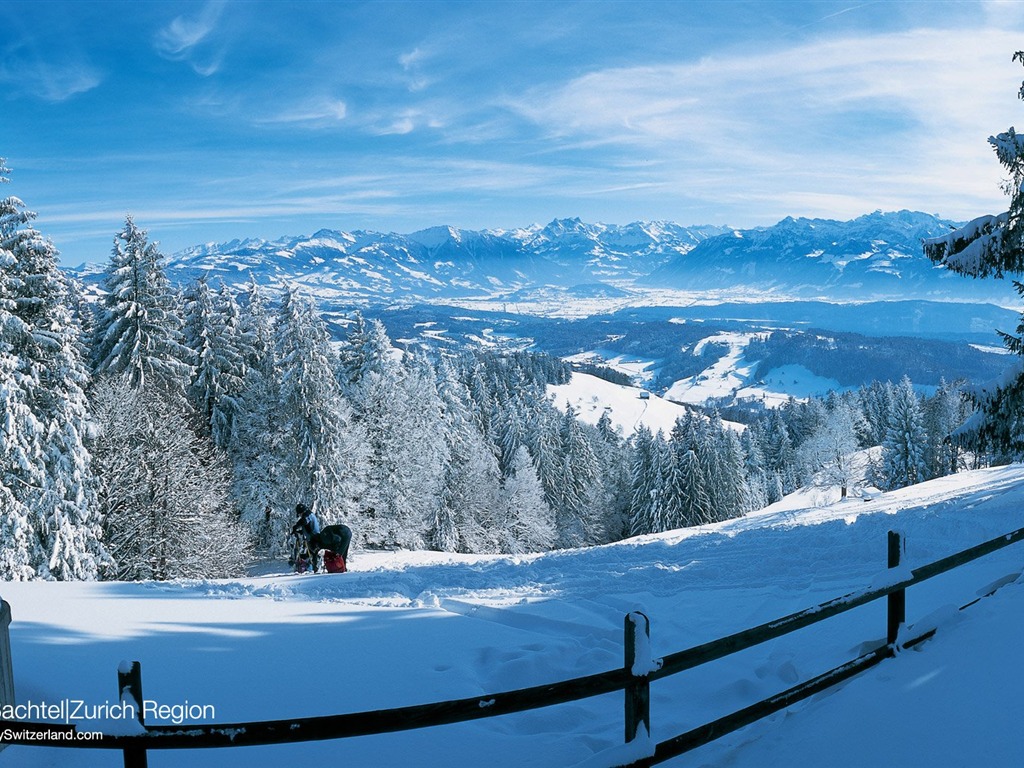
622;376;976;536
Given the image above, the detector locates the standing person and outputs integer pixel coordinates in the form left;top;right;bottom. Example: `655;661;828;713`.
290;503;321;572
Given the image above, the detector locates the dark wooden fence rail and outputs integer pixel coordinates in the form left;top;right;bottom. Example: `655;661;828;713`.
1;525;1023;768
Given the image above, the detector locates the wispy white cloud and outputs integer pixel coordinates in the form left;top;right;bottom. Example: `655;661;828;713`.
0;52;101;102
507;26;1024;221
398;46;433;92
154;0;228;76
256;97;349;125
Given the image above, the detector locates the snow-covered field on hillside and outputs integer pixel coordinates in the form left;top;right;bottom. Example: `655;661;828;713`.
662;331;849;408
3;465;1024;767
549;372;700;434
561;331;855;418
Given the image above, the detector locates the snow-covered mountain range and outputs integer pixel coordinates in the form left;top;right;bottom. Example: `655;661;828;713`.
146;219;730;302
643;210;997;300
70;211;1017;306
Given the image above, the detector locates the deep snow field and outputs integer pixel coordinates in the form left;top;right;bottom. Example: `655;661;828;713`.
3;465;1024;767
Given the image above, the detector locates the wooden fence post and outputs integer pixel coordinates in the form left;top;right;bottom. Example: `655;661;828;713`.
0;599;13;755
118;661;148;768
887;531;906;646
624;611;651;744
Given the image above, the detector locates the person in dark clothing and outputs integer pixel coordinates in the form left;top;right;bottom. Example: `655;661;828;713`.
317;523;352;563
290;503;321;572
290;503;351;573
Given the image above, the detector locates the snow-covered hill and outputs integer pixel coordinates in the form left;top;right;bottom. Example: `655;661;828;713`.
4;465;1024;767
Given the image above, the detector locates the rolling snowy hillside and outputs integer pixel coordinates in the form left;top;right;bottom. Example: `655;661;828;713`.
4;465;1024;767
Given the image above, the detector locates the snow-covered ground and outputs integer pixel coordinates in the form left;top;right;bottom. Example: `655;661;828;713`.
663;331;849;408
3;465;1024;767
566;331;851;416
549;372;701;435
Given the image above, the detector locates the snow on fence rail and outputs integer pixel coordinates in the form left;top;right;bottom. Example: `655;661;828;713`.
2;525;1024;767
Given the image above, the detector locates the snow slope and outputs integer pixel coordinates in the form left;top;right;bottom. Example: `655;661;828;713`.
663;331;849;408
549;372;700;435
3;465;1024;767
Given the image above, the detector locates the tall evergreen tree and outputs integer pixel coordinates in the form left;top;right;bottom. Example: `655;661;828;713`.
273;285;367;541
228;280;284;550
498;445;556;553
924;379;970;478
740;429;770;512
627;425;669;536
552;404;603;547
431;357;503;553
591;409;632;541
881;377;929;490
924;51;1024;456
182;277;245;448
0;163;108;579
676;448;713;527
90;216;191;394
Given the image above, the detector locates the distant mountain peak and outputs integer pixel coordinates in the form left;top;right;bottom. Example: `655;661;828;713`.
406;225;464;248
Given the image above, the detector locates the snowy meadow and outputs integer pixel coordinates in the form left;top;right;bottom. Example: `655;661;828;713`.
4;464;1024;767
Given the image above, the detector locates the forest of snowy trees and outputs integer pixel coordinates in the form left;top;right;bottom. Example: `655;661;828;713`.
0;164;984;581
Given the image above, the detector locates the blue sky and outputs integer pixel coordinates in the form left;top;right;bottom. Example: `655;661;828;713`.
3;0;1024;264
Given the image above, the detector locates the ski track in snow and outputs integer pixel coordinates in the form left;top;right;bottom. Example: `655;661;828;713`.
3;465;1024;767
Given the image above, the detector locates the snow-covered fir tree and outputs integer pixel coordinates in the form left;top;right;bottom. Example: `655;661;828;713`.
0;163;108;580
923;379;970;478
430;356;503;553
881;377;929;490
182;276;246;448
675;447;713;527
627;425;670;536
740;429;770;512
498;445;556;553
90;216;191;395
273;285;367;544
752;409;796;500
550;404;603;547
923;51;1024;456
337;315;436;548
229;279;285;550
591;410;632;540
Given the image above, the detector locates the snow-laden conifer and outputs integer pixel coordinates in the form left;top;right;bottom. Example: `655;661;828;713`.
881;377;929;490
273;285;367;541
91;216;191;394
183;277;245;448
0;163;108;579
498;445;556;553
431;357;503;553
923;52;1024;456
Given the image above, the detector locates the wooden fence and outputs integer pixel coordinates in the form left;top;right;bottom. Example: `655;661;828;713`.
1;525;1023;767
